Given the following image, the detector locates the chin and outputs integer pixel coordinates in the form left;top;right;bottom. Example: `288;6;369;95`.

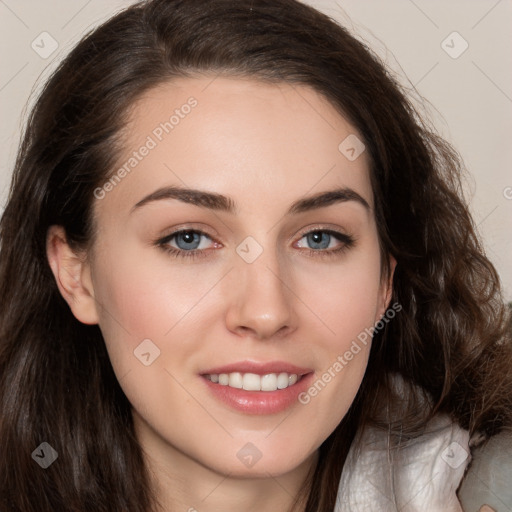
199;443;316;479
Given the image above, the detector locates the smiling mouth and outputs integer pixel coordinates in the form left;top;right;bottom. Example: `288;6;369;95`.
203;372;305;391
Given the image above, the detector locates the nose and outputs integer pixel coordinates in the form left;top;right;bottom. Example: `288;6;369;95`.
225;246;298;340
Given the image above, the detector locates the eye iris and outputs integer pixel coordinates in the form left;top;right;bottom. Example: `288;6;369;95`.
307;231;330;250
176;231;201;250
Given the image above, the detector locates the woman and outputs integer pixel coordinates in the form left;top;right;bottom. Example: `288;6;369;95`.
1;0;511;511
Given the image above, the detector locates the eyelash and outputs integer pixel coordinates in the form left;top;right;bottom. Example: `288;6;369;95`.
156;228;355;261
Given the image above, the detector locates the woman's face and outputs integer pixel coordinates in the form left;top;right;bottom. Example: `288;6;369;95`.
76;77;393;478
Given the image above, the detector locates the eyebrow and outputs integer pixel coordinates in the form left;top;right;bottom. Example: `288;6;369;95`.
131;185;370;215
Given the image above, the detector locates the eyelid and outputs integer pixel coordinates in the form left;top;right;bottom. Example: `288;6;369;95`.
158;223;349;244
293;226;354;250
157;224;219;243
156;224;355;260
295;223;349;237
155;228;219;262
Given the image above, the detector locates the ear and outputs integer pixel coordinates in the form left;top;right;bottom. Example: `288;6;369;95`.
375;254;397;321
46;225;99;325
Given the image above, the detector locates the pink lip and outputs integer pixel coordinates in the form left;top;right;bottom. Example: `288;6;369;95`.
199;360;315;415
201;360;313;376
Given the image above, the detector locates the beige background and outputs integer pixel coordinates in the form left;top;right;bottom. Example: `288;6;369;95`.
1;0;511;299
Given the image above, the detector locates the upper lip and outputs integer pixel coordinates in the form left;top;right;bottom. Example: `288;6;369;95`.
201;360;313;376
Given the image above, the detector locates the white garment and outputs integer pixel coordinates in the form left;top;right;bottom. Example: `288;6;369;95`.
334;414;471;511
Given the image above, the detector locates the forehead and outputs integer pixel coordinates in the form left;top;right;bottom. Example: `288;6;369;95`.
96;76;373;219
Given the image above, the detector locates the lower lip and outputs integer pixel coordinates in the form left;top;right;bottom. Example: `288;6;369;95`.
201;373;315;415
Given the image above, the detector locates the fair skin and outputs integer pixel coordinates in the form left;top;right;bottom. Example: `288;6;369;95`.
47;76;395;512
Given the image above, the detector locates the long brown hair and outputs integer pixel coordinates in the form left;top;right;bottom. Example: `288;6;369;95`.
1;1;511;510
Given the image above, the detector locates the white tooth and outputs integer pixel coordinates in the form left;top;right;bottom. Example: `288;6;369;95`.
229;372;243;389
261;373;278;391
211;372;297;391
243;373;261;391
277;372;289;389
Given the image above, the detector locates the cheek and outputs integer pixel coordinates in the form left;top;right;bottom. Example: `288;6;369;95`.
291;240;383;422
89;241;208;367
94;227;215;318
294;242;383;349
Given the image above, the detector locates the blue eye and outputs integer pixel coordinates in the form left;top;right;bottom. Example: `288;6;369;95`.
295;229;354;258
302;231;335;250
157;229;214;260
156;228;354;261
158;229;211;256
173;231;204;250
